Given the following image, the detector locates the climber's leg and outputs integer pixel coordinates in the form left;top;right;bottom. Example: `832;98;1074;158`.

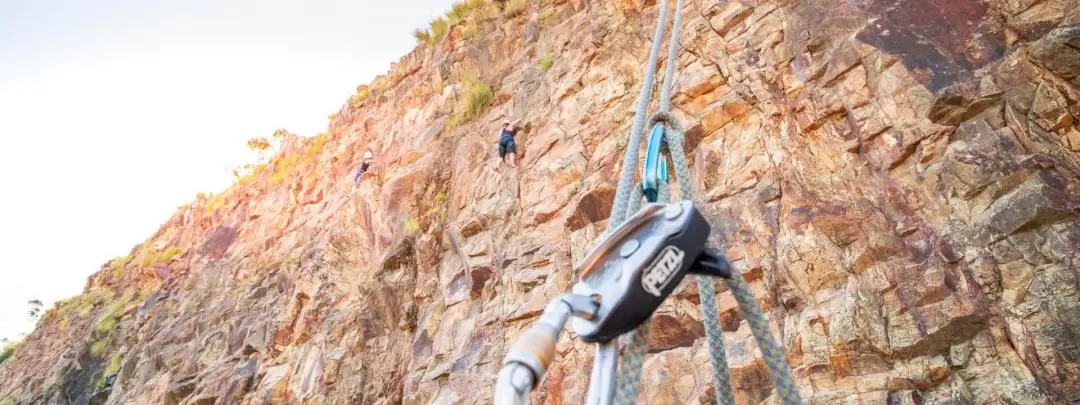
506;140;517;168
496;139;508;173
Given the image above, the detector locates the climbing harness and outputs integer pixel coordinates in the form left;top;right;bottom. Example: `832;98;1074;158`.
494;0;802;403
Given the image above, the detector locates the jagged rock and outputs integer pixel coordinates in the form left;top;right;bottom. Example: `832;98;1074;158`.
978;173;1078;235
3;0;1080;404
1028;24;1080;86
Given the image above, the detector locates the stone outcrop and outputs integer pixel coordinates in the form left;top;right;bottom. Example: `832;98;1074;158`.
2;0;1079;404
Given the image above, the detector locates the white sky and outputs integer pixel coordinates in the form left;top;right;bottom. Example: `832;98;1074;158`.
0;0;452;343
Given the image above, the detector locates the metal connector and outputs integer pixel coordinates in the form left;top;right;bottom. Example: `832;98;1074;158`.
494;294;599;405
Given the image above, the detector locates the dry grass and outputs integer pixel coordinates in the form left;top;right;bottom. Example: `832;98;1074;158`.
504;0;528;17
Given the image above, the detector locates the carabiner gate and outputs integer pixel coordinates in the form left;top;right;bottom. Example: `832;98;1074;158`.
642;123;669;203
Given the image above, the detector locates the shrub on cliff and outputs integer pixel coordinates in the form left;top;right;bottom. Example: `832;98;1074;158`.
504;0;528;17
403;217;421;234
461;20;480;40
97;353;123;389
430;17;450;43
541;7;556;23
412;29;431;45
136;247;184;268
447;0;476;24
89;339;109;357
451;74;493;127
0;342;18;365
350;86;370;104
539;55;554;72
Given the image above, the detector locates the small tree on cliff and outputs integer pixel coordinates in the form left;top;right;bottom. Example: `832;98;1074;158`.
27;299;42;322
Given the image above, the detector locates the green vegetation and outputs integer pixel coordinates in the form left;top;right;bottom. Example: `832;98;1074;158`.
403;217;421;234
53;294;97;319
98;352;123;388
1;397;14;405
504;0;529;17
350;86;371;104
268;133;329;186
161;247;183;263
205;192;226;214
413;29;431;45
87;291;137;358
0;341;18;365
374;81;389;97
95;314;119;335
429;17;450;44
539;55;554;72
136;246;184;268
111;255;132;270
414;0;491;46
447;0;473;23
435;191;447;202
104;352;122;375
541;7;557;23
282;255;299;269
234;163;266;186
139;252;155;267
461;20;480;40
450;73;494;127
103;292;133;325
89;339;109;357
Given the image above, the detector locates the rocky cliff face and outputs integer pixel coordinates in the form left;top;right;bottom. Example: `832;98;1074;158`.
3;0;1080;404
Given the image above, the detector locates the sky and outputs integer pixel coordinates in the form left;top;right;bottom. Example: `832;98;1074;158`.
0;0;452;343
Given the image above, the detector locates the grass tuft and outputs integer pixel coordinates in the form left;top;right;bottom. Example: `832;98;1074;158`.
0;342;18;366
430;17;450;43
539;55;554;72
95;314;119;335
403;217;421;234
461;20;480;40
351;86;371;103
89;339;109;357
504;0;528;17
452;72;493;126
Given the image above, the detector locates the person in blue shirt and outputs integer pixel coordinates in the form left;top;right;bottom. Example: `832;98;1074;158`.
495;121;518;173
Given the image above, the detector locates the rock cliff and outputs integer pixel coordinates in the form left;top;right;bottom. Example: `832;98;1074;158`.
2;0;1079;403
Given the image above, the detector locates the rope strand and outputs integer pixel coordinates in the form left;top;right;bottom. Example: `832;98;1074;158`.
601;0;802;403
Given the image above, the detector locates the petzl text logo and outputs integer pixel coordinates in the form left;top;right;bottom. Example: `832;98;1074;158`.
641;246;685;297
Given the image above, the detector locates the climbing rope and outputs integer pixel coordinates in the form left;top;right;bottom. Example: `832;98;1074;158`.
601;0;802;403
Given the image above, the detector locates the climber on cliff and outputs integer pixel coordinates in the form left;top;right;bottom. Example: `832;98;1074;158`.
352;149;375;189
494;120;517;173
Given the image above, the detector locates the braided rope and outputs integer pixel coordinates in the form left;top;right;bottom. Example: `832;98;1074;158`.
605;0;672;236
599;0;802;402
725;271;802;404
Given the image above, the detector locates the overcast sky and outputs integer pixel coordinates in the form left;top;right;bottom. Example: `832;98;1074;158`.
0;0;451;343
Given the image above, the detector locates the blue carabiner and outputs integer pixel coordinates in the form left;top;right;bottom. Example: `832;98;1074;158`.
642;122;669;203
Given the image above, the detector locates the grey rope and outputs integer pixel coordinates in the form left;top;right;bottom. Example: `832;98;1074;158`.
662;114;738;405
726;263;802;403
605;0;672;235
657;0;684;113
604;0;672;399
602;0;802;403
